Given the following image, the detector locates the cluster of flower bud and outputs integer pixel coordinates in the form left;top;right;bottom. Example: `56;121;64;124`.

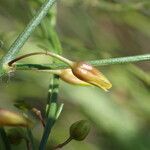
7;51;112;91
56;62;112;91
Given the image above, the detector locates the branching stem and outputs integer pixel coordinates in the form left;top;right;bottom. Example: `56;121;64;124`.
14;53;150;71
8;52;73;67
0;0;59;77
52;137;72;150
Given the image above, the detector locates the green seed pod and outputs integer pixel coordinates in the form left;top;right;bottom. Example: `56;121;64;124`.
69;120;91;141
7;128;25;145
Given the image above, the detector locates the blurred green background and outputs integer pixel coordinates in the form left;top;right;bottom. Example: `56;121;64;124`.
0;0;150;150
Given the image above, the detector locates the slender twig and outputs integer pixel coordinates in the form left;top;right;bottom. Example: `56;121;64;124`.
27;128;35;150
8;51;73;67
0;127;11;150
0;0;59;76
26;139;31;150
37;1;62;148
14;53;150;71
52;137;72;150
90;53;150;66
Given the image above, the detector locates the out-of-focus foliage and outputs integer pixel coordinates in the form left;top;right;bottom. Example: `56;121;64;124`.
0;0;150;150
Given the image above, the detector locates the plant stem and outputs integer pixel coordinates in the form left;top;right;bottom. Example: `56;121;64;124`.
15;53;150;71
96;1;149;12
27;128;35;150
39;75;60;150
28;69;62;77
52;137;72;150
0;127;11;150
90;53;150;66
26;139;31;150
37;2;62;149
0;0;59;76
8;51;73;67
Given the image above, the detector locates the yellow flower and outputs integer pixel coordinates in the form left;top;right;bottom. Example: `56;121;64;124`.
0;109;33;127
71;62;112;91
40;69;91;86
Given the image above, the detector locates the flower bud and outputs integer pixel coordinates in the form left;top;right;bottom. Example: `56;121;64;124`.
72;62;112;91
7;128;25;145
0;109;33;128
60;69;91;86
69;120;91;141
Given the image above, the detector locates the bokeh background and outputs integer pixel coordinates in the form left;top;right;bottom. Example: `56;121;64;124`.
0;0;150;150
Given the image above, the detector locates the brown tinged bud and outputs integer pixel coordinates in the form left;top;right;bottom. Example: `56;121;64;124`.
71;62;112;91
60;69;91;86
69;120;91;141
38;69;91;86
0;109;33;128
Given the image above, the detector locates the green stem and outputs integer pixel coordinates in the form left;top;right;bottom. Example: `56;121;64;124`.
90;53;150;66
39;75;60;150
27;128;35;150
0;127;11;150
8;51;73;67
15;53;150;71
26;139;31;150
0;0;59;76
37;1;62;149
96;1;149;12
